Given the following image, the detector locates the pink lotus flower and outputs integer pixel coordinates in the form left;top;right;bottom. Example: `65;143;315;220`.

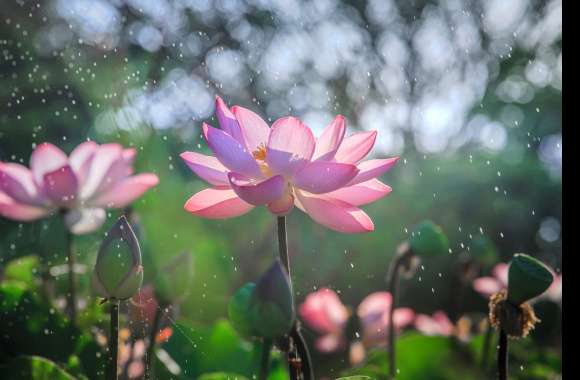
414;311;454;336
299;288;350;353
356;291;415;347
0;142;158;234
180;96;398;233
472;263;508;298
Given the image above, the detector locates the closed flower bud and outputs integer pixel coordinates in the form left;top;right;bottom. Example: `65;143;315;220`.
228;282;258;339
228;261;295;339
408;220;449;257
154;252;193;305
92;216;143;301
250;261;295;338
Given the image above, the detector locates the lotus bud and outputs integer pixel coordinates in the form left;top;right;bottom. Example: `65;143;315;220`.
507;253;554;305
250;260;295;338
228;282;258;339
228;261;295;339
92;216;143;301
154;252;193;305
470;236;498;267
408;220;450;257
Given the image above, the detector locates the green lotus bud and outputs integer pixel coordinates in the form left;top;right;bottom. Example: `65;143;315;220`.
154;252;193;305
228;261;295;339
507;253;554;305
92;216;143;301
249;260;295;338
470;236;498;266
408;220;449;257
228;282;257;338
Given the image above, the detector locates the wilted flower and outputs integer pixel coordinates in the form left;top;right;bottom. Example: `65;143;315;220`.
0;142;158;234
181;96;398;233
356;292;415;347
299;288;349;353
473;263;508;298
92;216;143;301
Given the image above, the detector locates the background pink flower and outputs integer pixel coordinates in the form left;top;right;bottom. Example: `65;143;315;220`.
414;311;454;337
181;96;398;233
472;263;508;298
0;142;158;234
356;291;415;347
299;288;350;353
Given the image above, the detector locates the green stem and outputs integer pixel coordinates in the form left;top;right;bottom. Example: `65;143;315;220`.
65;228;77;324
386;243;412;379
145;304;165;380
277;216;290;275
259;338;272;380
481;323;493;370
276;217;314;380
498;330;508;380
108;301;120;380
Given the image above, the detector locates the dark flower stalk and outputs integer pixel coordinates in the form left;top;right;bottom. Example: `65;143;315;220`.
145;304;165;380
259;338;273;380
276;216;314;380
64;226;77;324
386;242;412;378
108;301;120;380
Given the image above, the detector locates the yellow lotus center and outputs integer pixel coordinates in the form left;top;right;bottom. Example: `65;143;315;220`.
252;144;267;161
252;143;272;177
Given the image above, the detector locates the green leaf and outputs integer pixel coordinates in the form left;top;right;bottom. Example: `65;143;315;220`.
198;372;250;380
0;356;75;379
507;253;554;304
336;377;375;380
0;281;105;378
3;255;41;287
342;333;486;380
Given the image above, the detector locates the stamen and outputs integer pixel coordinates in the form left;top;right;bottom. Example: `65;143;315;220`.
252;143;267;161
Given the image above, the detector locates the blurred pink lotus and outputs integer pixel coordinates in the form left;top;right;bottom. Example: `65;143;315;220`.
538;273;562;304
180;96;398;233
0;142;158;234
299;288;350;353
414;311;454;336
472;263;508;298
357;291;415;347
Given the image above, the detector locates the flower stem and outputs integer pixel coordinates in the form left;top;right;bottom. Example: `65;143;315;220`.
259;338;272;380
386;243;412;379
481;323;493;370
108;301;120;380
65;228;77;324
277;216;290;275
497;330;509;380
276;216;314;380
145;304;165;380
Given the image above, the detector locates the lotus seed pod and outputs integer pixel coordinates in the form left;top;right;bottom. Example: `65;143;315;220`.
92;216;143;300
154;252;193;305
507;253;554;305
408;220;449;257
